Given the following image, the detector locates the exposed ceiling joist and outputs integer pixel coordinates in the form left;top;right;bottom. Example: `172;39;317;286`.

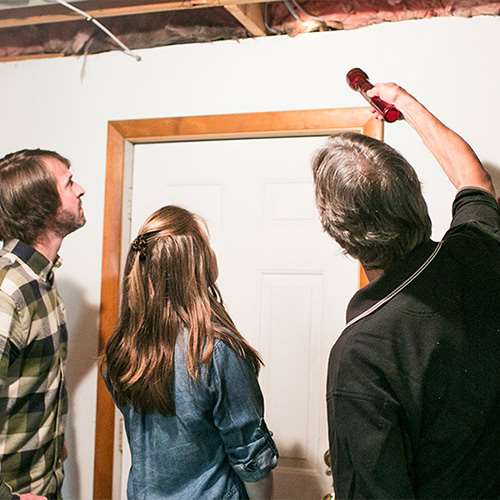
0;0;278;29
1;1;500;63
224;3;266;37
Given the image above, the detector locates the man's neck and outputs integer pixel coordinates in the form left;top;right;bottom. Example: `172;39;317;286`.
364;267;384;282
33;232;63;263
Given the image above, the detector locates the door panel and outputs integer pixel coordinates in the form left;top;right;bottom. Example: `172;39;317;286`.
119;137;358;499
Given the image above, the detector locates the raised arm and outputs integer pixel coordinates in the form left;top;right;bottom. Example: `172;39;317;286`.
367;84;495;196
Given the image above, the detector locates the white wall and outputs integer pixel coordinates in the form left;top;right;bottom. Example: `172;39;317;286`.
1;15;499;499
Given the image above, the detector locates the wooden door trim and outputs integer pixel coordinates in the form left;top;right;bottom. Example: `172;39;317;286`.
93;107;382;499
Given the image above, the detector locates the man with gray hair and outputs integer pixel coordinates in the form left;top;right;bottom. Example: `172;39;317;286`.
313;83;500;499
0;150;85;500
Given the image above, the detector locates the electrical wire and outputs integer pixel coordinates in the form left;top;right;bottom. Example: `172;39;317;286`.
282;0;302;21
288;0;324;22
264;3;284;35
53;0;141;61
282;0;327;31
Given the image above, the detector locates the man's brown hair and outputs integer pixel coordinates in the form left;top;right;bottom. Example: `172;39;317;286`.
0;149;69;245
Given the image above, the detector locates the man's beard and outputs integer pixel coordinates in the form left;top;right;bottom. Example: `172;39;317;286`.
51;208;86;238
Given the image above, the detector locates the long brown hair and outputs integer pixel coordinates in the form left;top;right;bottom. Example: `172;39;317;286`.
103;205;262;415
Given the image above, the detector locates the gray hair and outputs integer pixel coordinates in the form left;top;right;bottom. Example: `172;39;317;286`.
312;132;431;269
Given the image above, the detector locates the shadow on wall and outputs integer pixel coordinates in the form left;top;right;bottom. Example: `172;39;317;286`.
58;278;99;500
485;162;500;199
273;442;329;500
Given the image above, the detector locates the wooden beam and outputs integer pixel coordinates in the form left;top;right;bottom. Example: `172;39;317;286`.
0;52;64;63
224;3;266;37
93;123;126;500
109;107;378;144
0;0;279;29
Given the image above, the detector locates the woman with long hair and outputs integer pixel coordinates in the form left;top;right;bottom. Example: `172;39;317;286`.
103;205;278;499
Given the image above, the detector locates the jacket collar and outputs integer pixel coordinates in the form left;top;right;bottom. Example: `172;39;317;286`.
2;239;61;284
346;239;438;323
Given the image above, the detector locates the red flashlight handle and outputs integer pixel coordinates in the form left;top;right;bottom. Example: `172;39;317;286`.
346;68;402;123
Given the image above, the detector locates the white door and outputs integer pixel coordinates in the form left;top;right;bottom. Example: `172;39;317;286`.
118;137;358;499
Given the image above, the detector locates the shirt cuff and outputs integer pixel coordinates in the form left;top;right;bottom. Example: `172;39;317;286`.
229;419;279;482
0;481;17;500
457;185;495;198
232;442;278;482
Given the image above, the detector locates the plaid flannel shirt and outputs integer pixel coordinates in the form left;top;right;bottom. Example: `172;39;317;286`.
0;240;67;499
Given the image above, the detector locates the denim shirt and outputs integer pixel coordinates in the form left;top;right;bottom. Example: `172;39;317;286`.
109;334;278;500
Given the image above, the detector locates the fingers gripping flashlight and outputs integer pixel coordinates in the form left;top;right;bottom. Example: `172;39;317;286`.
346;68;402;123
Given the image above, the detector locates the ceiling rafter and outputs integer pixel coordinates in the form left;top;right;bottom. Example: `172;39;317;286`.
1;1;499;63
224;3;266;37
0;0;277;29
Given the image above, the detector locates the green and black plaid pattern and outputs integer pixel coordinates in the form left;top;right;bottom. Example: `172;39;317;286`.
0;240;67;498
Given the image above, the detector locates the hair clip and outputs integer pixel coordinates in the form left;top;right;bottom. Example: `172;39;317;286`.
131;234;148;261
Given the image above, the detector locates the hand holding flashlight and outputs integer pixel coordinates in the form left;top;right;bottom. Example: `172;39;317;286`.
346;68;403;123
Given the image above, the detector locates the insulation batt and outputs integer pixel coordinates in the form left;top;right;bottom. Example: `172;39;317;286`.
1;1;500;58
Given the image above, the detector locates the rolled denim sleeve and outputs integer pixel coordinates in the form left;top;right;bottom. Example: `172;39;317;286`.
211;341;278;482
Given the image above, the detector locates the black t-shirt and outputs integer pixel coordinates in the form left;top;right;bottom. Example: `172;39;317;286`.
327;188;500;499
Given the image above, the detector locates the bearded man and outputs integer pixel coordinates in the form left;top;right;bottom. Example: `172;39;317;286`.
0;150;86;500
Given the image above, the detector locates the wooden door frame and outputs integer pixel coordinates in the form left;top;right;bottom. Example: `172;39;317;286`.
93;107;383;499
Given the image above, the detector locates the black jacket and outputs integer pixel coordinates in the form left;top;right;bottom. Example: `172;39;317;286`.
327;189;500;499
